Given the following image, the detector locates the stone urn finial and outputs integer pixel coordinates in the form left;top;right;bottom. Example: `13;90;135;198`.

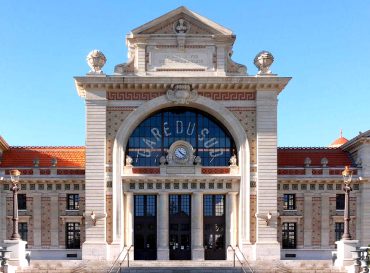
86;50;106;74
254;50;274;75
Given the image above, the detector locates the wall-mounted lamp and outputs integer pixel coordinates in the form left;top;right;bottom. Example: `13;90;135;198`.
255;212;274;226
83;211;107;226
90;211;97;226
266;211;272;226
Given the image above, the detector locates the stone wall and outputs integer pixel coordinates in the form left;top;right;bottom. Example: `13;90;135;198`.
278;181;360;250
3;180;85;251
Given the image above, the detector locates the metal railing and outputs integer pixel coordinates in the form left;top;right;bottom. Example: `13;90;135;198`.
107;245;133;273
228;245;254;273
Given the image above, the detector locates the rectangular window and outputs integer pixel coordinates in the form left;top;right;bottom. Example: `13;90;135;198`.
203;195;225;217
282;222;297;249
18;223;28;241
67;194;79;210
283;194;296;210
66;222;80;249
336;194;345;210
335;222;344;241
18;194;27;210
134;195;157;217
169;195;191;216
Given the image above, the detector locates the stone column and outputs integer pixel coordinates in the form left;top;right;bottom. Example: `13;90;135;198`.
82;89;108;260
157;192;169;260
254;89;280;260
33;193;42;247
0;188;6;241
125;192;134;260
360;183;370;245
303;194;313;247
226;192;238;260
191;192;204;260
135;43;146;75
321;193;330;248
50;194;59;247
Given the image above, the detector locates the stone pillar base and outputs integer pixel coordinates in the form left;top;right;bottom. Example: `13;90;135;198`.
2;264;17;273
253;242;280;260
82;241;108;260
335;239;359;268
227;248;235;261
157;247;169;260
192;247;204;260
239;242;254;261
3;239;28;268
108;241;123;261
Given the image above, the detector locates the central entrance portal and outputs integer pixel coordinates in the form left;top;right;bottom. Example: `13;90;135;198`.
204;195;226;260
169;194;191;260
134;195;157;260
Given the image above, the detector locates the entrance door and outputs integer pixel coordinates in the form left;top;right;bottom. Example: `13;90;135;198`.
169;194;191;260
134;195;157;260
204;195;226;260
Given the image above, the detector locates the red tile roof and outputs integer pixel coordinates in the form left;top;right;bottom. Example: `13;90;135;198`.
0;146;85;168
0;146;353;169
278;147;353;167
329;137;349;148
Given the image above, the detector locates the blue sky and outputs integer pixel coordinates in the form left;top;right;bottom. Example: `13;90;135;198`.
1;1;369;147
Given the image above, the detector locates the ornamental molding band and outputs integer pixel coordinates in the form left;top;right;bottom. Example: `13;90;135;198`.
107;91;166;100
107;90;255;101
166;84;198;104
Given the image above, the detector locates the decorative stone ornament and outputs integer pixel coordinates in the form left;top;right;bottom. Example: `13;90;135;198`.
125;155;133;167
166;84;198;104
254;50;274;75
304;157;311;167
229;155;238;167
321;157;329;167
51;158;57;167
174;18;189;34
194;156;202;166
159;156;167;166
86;50;106;74
33;158;39;168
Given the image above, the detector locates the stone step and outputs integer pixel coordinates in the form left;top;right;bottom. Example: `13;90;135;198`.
127;260;236;267
15;259;348;273
121;268;244;273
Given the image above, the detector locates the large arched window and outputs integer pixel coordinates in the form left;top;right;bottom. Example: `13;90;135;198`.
126;108;236;166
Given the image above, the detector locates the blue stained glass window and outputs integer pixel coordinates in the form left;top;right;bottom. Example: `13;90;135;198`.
126;108;236;166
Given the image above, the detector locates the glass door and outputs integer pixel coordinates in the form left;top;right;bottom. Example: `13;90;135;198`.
134;195;157;260
169;194;191;260
204;195;226;260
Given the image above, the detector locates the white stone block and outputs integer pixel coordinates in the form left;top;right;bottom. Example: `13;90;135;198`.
3;239;28;268
335;239;359;268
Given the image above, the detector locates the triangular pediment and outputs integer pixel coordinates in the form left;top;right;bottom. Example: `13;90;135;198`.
131;6;233;36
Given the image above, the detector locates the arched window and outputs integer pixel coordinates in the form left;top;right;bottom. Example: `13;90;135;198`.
126;108;236;166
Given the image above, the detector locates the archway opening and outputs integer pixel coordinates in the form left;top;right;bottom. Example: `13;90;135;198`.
126;107;237;167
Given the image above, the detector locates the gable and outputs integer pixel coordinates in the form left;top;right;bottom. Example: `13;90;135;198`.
131;6;233;36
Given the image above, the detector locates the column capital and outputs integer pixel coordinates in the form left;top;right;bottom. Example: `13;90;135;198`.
228;191;238;196
192;191;203;196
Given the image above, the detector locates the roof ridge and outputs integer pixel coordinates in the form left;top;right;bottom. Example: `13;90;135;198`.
9;146;85;149
278;147;341;150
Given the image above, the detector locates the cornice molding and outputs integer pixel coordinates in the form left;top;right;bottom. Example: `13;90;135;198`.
74;76;291;98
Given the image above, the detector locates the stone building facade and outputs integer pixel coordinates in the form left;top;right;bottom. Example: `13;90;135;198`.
0;6;369;262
